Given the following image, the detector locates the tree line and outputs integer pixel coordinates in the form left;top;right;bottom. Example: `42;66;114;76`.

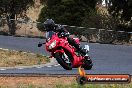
0;0;132;35
0;0;34;35
38;0;132;32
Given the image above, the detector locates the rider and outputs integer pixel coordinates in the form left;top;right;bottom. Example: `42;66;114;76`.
43;19;87;56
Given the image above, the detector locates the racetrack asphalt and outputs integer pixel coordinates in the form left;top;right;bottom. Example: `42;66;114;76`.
0;35;132;75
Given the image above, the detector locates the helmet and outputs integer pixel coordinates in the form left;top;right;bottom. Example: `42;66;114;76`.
44;19;55;31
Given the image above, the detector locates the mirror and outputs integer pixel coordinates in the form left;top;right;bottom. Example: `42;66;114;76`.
38;43;42;47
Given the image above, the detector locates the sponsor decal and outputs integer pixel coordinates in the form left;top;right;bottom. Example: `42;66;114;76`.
76;66;131;85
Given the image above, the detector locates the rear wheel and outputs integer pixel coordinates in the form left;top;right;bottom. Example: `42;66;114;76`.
82;56;93;70
54;52;72;70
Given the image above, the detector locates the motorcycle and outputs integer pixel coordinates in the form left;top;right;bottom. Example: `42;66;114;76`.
38;31;93;70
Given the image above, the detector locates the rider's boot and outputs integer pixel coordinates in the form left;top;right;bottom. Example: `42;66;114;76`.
76;46;89;57
78;47;91;60
75;45;92;63
79;48;87;56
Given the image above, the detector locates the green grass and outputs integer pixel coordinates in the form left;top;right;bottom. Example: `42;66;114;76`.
0;82;132;88
1;83;131;88
55;83;132;88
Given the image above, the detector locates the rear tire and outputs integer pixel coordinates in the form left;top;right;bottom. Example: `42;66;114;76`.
83;56;93;70
54;52;72;70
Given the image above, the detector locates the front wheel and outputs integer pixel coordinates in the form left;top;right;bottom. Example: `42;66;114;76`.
54;52;72;70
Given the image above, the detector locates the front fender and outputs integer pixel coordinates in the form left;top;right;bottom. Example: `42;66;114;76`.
54;49;65;54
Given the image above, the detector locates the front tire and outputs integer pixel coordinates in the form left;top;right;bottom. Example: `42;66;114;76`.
54;52;72;70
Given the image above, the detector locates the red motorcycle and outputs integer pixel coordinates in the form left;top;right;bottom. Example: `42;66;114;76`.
38;32;93;70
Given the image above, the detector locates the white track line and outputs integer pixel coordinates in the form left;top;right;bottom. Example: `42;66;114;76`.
54;64;60;67
0;64;59;70
0;48;9;51
0;69;6;70
17;68;24;69
36;66;42;68
47;66;52;67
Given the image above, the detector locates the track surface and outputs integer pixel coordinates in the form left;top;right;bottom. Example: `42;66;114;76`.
0;35;132;75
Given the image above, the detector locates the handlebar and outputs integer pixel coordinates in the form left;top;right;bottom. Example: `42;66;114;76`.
38;42;45;47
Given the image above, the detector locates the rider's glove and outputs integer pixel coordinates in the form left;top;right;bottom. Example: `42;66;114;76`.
65;32;70;37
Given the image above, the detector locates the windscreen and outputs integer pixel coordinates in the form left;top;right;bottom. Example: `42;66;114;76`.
45;31;55;39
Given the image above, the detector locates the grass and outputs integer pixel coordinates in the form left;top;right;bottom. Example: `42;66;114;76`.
0;76;131;88
0;83;132;88
55;83;132;88
0;49;50;67
16;84;43;88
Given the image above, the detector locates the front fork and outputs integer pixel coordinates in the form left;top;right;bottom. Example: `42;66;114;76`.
50;49;65;58
51;49;71;64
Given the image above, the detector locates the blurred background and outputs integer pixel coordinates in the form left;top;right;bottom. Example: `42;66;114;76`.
0;0;132;44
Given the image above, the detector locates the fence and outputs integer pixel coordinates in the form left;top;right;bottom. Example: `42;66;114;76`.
0;17;132;44
64;26;132;44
